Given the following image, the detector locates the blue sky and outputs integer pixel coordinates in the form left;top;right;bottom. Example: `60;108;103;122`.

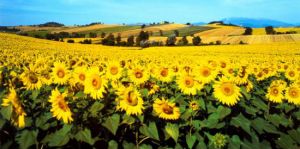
0;0;299;26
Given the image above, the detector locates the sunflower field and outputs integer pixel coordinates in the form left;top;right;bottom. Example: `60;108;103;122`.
0;33;300;149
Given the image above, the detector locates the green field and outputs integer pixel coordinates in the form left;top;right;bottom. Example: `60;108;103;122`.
79;25;141;34
152;26;215;37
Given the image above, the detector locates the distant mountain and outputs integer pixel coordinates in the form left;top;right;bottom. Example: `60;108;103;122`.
192;22;206;26
222;18;295;28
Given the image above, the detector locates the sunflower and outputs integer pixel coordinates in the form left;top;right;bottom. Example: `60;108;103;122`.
234;67;249;85
1;88;26;128
189;100;200;111
84;67;108;100
155;67;174;83
106;61;123;81
49;88;73;123
20;64;43;90
194;65;218;84
128;65;149;85
116;86;144;115
285;85;300;105
213;77;242;106
266;84;284;103
285;68;299;81
176;73;203;95
51;61;70;85
71;66;87;86
153;98;180;120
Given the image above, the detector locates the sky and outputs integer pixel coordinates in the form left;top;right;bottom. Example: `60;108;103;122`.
0;0;299;26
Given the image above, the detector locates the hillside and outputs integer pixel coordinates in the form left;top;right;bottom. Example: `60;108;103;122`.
52;24;120;33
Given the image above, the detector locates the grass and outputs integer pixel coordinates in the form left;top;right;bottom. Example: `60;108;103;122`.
152;26;215;37
79;26;141;34
24;30;50;38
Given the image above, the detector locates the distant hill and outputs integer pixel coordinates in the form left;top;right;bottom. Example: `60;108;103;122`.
192;22;206;26
222;18;295;28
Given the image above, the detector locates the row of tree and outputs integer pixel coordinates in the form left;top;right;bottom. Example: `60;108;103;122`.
100;31;203;48
243;26;297;35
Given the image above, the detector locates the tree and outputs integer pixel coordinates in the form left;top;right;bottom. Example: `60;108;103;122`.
192;36;201;46
141;24;146;29
181;36;188;45
159;30;163;36
127;35;135;46
166;34;177;46
67;39;75;43
136;31;149;46
102;33;115;46
265;26;276;35
101;32;106;38
116;33;122;46
174;30;179;37
216;40;222;45
186;22;191;25
89;32;97;38
243;27;253;35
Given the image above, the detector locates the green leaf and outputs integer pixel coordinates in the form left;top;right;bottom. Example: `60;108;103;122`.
16;130;38;149
30;90;39;100
288;130;300;144
75;91;85;98
42;124;72;147
228;135;241;149
186;134;196;149
276;134;297;149
122;114;135;125
267;114;290;127
165;123;179;142
140;144;153;149
89;101;104;117
75;128;95;145
108;140;118;149
216;106;231;120
252;97;268;111
139;122;159;141
252;117;281;134
1;104;12;120
199;98;206;110
196;141;207;149
122;141;135;149
35;113;52;130
230;113;251;135
0;118;6;129
102;114;120;135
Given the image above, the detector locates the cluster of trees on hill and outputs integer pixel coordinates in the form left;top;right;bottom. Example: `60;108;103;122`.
265;26;297;35
100;30;225;48
0;26;20;33
37;22;64;27
208;21;239;27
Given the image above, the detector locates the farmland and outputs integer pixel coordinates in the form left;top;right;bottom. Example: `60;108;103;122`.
0;32;300;148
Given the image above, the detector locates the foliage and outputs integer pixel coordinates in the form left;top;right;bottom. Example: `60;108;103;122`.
0;32;300;148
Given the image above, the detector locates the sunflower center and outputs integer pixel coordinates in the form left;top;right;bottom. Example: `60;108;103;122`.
289;88;299;98
29;74;38;83
160;68;168;77
185;77;194;88
91;76;102;89
135;71;143;79
221;62;226;68
272;88;279;95
57;69;65;78
126;91;138;106
289;71;295;77
202;68;211;77
162;104;173;115
222;83;234;96
79;74;85;81
110;66;119;75
57;95;68;112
